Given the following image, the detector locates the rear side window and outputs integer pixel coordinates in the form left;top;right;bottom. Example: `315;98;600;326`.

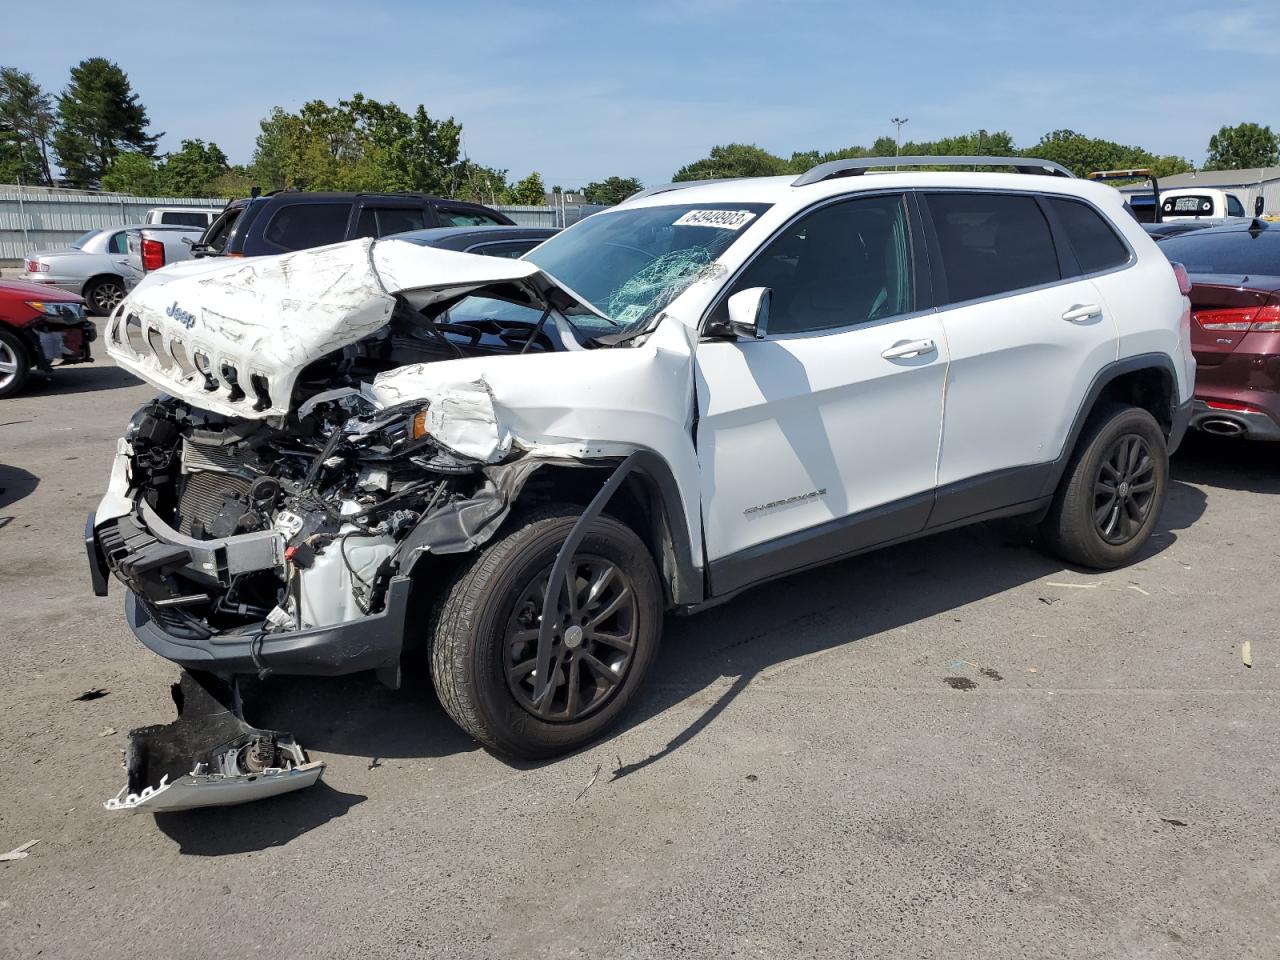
437;204;505;227
160;211;210;228
1046;197;1130;274
1163;194;1214;217
107;232;127;254
203;207;242;252
354;206;428;239
926;193;1060;303
264;202;352;250
1226;195;1245;218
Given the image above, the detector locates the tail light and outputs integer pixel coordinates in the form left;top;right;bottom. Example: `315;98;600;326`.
1195;304;1280;331
24;258;46;273
1170;261;1193;296
1205;400;1263;413
141;238;165;271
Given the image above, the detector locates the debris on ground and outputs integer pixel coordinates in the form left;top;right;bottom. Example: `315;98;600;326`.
97;727;116;737
943;677;978;691
1242;641;1252;668
1039;597;1060;605
74;689;108;702
0;840;40;862
1160;818;1189;827
1045;582;1098;589
575;763;603;802
1128;584;1151;597
980;667;1004;681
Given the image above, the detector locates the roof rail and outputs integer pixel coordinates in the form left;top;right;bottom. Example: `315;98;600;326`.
792;155;1074;187
1088;168;1153;181
623;177;747;203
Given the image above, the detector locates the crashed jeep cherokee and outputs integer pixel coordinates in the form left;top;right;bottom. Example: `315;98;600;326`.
89;158;1194;811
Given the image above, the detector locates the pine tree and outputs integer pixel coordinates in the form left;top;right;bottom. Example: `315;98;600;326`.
54;58;159;186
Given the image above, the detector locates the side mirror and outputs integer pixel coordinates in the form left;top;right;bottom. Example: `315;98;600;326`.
726;287;771;340
1255;196;1265;217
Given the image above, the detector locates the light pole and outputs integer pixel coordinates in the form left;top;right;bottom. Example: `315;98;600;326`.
891;117;909;168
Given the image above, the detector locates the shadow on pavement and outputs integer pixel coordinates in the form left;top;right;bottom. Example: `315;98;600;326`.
154;781;366;856
1173;432;1280;494
238;480;1206;784
29;364;142;397
0;464;38;510
608;479;1206;780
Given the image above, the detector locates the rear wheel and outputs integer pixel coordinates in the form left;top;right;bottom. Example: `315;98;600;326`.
84;277;125;316
429;503;662;759
1040;404;1168;569
0;328;32;398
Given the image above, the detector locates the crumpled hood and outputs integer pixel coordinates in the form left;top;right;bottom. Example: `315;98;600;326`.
104;238;550;419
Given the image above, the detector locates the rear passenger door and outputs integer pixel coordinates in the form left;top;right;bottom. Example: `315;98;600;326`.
922;191;1119;521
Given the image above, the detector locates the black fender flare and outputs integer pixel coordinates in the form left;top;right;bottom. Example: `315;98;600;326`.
395;449;704;609
1039;351;1182;498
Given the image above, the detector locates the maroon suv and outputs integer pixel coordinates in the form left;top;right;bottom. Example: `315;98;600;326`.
0;278;96;398
1157;222;1280;440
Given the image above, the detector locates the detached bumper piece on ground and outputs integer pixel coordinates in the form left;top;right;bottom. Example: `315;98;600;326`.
103;671;323;813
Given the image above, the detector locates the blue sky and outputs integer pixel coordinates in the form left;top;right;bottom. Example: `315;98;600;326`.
2;0;1275;187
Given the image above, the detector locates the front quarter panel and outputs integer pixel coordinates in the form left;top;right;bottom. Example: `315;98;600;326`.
373;315;704;562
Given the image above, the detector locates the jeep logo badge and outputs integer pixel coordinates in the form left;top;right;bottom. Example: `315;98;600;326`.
166;302;197;329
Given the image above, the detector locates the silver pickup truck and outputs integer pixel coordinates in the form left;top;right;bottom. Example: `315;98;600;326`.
123;224;206;290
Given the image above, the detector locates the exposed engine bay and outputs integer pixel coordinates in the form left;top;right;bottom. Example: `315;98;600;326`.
105;301;577;642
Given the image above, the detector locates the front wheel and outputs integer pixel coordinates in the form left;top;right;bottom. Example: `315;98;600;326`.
1040;404;1169;569
429;503;662;759
0;327;33;398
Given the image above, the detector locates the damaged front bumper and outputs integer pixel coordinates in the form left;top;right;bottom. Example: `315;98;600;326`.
105;671;324;813
88;510;411;677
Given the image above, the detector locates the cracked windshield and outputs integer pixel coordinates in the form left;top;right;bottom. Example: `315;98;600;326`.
521;202;772;335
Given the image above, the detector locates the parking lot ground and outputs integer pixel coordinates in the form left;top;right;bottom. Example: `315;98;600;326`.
1;346;1277;959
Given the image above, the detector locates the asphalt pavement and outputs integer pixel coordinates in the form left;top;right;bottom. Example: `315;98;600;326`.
0;334;1277;959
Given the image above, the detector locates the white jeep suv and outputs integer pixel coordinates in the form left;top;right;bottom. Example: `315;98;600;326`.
89;156;1193;808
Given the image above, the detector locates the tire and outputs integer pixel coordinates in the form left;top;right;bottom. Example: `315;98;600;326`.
429;503;662;759
1039;404;1169;569
84;277;125;316
0;327;33;399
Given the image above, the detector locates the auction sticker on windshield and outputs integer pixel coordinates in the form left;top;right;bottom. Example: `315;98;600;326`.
673;209;757;230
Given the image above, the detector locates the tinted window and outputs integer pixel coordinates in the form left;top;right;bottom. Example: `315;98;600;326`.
373;207;427;235
203;206;243;252
1046;197;1129;274
1163;194;1214;217
263;202;351;250
437;205;504;227
469;239;543;258
107;232;128;255
1226;195;1245;218
1157;230;1280;276
160;211;210;228
725;194;914;335
927;193;1060;303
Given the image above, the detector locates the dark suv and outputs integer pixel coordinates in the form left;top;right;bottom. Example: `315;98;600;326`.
197;191;516;258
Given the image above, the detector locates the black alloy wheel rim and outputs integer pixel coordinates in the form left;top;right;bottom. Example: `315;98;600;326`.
1094;433;1157;544
504;556;638;722
92;281;124;313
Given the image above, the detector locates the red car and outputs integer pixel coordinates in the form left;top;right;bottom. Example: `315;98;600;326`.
0;278;96;398
1157;222;1280;440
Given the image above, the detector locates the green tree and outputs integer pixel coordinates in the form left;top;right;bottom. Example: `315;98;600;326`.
251;94;462;194
1023;129;1191;178
162;139;230;196
452;160;509;205
1205;123;1280;171
583;176;643;205
505;171;546;205
54;57;158;186
100;151;164;195
0;67;56;184
672;143;790;181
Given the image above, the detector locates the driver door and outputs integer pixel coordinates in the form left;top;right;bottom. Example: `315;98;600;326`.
694;192;948;595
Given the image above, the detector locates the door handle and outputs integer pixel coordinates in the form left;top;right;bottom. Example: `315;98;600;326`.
881;338;937;360
1062;303;1102;323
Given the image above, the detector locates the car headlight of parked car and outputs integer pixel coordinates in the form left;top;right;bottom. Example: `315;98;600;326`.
26;300;87;326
